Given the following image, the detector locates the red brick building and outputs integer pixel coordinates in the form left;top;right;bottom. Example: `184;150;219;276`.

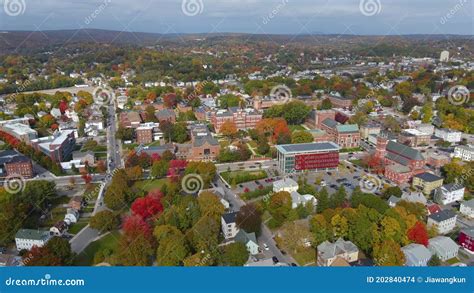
459;228;474;253
375;136;426;184
0;150;34;178
327;95;354;108
211;107;262;133
136;126;154;144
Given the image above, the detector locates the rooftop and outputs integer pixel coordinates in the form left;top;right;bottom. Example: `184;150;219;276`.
15;229;50;241
428;209;456;222
276;141;340;155
414;172;443;183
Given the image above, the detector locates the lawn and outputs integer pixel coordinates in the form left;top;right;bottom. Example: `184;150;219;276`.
68;220;89;234
221;170;267;185
289;125;306;132
74;230;121;266
133;178;168;192
241;186;272;200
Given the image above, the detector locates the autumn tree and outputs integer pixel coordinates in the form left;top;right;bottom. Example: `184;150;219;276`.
291;130;314;144
131;190;164;221
407;221;429;247
220;120;238;138
219;243;249;266
373;240;405;266
90;210;119;232
236;203;262;236
268;191;292;227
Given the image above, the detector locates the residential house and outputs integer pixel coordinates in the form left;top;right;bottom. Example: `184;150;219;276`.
453;145;474;162
155;109;176;123
64;208;80;224
273;178;299;193
427;210;457;234
221;212;239;240
15;229;51;251
234;230;259;255
317;238;359;267
412;173;444;195
460;199;474;219
428;236;459;261
401;243;432;266
434;184;465;205
69;196;84;211
50;221;68;237
290;191;317;210
434;128;462;144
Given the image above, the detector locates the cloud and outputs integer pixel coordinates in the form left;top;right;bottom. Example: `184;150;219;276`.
0;0;472;35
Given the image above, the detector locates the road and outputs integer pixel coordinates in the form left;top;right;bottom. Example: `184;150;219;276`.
214;173;297;265
70;87;120;254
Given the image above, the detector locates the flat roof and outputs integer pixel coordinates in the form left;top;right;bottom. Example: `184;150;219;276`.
276;142;340;155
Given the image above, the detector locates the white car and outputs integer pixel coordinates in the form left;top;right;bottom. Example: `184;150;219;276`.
320;181;327;187
263;243;269;251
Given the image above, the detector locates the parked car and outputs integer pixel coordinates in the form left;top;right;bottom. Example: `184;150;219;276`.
263;243;269;251
272;256;279;263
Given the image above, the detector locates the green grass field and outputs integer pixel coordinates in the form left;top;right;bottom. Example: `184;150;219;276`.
133;178;168;192
221;170;267;185
74;230;121;266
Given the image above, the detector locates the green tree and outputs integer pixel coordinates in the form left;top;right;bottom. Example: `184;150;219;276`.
291;130;314;144
219;242;249;266
373;240;405;266
89;210;119;232
268;191;292;226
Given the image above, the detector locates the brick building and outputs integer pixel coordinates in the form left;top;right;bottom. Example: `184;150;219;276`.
375;136;426;184
0;150;34;178
211;107;262;133
398;129;431;147
30;130;76;162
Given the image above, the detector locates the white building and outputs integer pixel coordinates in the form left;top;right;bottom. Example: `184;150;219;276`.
428;236;459;261
434;184;465;205
290;191;317;209
401;243;432;267
453;145;474;161
273;178;299;193
15;229;51;251
440;50;450;62
221;212;239;240
415;123;435;135
234;230;259;255
64;208;80;224
434;128;462;144
460;199;474;219
427;210;457;234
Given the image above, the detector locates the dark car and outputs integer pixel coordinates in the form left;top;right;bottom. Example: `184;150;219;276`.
272;256;279;263
239;184;244;188
291;263;298;267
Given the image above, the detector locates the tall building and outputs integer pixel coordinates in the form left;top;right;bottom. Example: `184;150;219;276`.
440;50;450;62
30;130;76;162
276;142;340;174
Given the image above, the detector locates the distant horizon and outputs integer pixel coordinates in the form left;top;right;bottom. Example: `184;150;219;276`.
0;0;472;35
0;28;472;37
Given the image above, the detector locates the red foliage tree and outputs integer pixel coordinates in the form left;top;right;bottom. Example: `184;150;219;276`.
81;173;93;184
163;93;177;108
122;214;153;239
59;100;68;114
151;153;161;163
407;221;429;247
131;191;164;221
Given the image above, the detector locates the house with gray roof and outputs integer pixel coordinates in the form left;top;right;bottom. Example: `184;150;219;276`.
221;212;239;240
428;236;459;261
15;229;51;251
427;210;457;234
434;183;465;205
460;199;474;219
234;230;259;255
401;243;432;266
317;238;359;267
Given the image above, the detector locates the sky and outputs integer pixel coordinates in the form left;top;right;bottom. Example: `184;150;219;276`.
0;0;473;35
